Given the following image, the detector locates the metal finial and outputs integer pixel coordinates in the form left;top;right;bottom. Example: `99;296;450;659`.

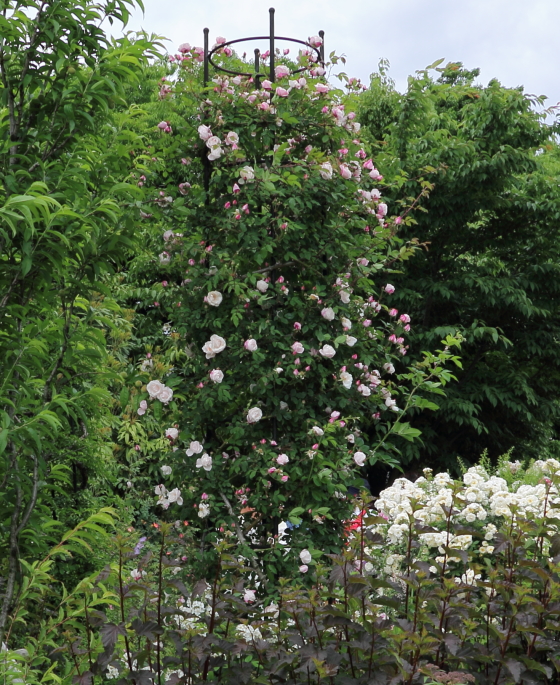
269;8;275;82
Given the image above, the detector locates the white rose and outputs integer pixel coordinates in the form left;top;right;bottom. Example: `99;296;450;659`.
239;166;255;182
186;440;203;456
311;426;324;436
346;336;357;347
358;384;371;397
165;427;179;440
247;407;263;424
208;147;223;161
159;251;170;264
210;369;224;383
198;503;210;518
319;162;333;180
256;280;269;293
354;451;367;467
383;363;395;374
340;371;353;389
202;334;226;358
196;453;213;471
168;488;183;504
340;291;351;304
158;386;173;403
279;401;288;410
341;317;352;330
147;380;165;398
321;307;335;321
319;345;336;358
346;434;355;443
299;549;312;564
207;291;223;307
161;465;172;476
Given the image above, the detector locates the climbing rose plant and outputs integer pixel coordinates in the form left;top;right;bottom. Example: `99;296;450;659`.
128;39;460;578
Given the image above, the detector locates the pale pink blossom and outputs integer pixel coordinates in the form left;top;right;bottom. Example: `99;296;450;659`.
385;284;395;294
321;307;335;321
244;589;256;603
277;454;289;465
186;441;203;456
276;87;289;97
294;322;302;330
299;564;309;573
198;124;213;141
339;164;352;180
244;338;258;352
178;43;191;53
275;64;290;78
319;345;336;358
210;369;224;383
291;341;304;354
315;83;329;94
165;427;179;440
158;386;173;403
354;451;366;466
256;280;268;293
196;453;213;471
147;380;165;398
202;335;226;359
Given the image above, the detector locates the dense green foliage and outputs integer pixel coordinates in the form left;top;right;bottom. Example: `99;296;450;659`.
2;3;560;682
358;61;560;471
0;0;161;644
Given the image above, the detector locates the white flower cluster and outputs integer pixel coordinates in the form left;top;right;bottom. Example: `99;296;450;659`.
371;460;560;578
147;380;173;404
154;484;183;508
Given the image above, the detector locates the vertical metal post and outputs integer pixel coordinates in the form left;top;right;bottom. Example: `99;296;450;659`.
254;48;261;90
203;28;209;86
319;29;325;66
269;7;275;82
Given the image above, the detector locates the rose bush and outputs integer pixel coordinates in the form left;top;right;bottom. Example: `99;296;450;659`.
124;38;460;579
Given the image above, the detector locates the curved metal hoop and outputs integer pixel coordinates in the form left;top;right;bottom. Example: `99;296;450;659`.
203;8;324;87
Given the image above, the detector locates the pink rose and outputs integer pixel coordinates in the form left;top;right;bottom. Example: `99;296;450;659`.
276;87;289;97
277;454;289;465
292;341;304;354
315;83;329;94
384;284;395;294
244;338;258;352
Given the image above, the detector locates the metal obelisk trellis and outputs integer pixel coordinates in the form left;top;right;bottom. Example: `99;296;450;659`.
201;8;324;192
203;7;324;89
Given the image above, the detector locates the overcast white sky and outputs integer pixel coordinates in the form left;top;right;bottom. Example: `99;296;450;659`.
124;0;560;112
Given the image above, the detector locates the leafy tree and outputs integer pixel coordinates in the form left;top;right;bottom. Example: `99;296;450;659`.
358;61;560;471
0;0;161;643
119;44;459;581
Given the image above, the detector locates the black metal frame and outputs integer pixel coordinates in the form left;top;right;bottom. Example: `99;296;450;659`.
203;8;324;90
